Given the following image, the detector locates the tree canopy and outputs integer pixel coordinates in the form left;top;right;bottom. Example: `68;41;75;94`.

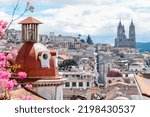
58;59;78;71
86;34;93;45
80;39;85;43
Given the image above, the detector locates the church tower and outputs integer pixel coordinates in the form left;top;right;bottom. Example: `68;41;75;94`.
19;17;42;43
115;20;127;47
15;17;66;100
129;20;136;48
115;20;136;48
117;20;123;39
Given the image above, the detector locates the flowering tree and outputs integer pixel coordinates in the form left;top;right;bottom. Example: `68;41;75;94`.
0;49;27;100
0;21;8;36
0;0;34;99
6;0;34;30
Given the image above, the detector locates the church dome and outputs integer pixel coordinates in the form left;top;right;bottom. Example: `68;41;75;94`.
15;42;61;81
14;17;63;83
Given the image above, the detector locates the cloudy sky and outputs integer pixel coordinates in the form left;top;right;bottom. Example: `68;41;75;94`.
0;0;150;44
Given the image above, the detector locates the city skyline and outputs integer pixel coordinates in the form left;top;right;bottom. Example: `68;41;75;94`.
0;0;150;44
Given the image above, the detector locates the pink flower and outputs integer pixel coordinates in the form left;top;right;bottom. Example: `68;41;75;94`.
17;85;21;89
25;83;32;89
4;80;17;91
11;79;17;86
0;79;8;88
0;53;6;61
6;53;13;60
2;21;8;29
0;20;3;25
0;71;11;79
20;95;32;100
7;80;14;91
11;50;18;57
18;72;27;80
0;79;16;91
0;61;6;68
0;20;7;36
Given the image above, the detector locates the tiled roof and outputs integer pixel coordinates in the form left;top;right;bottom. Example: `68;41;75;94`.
58;55;69;60
18;17;42;24
15;42;59;78
135;74;150;97
10;88;45;100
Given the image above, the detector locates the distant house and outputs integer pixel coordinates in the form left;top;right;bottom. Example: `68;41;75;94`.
49;32;82;49
58;54;70;64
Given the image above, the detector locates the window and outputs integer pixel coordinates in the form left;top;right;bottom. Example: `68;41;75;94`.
79;82;83;87
108;66;110;71
125;74;128;77
65;75;68;77
87;82;90;87
108;80;112;84
65;82;70;87
43;53;48;59
76;75;80;77
135;69;137;71
72;82;76;87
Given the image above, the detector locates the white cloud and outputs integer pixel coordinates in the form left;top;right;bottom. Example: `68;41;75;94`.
38;0;150;43
39;4;133;35
1;0;150;43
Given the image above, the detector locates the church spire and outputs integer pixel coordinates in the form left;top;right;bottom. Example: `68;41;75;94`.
130;19;134;26
119;19;122;26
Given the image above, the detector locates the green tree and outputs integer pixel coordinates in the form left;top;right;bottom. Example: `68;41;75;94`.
80;39;85;43
86;34;93;45
58;59;78;71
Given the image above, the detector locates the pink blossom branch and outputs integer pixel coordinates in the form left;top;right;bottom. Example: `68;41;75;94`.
6;0;27;31
6;0;34;33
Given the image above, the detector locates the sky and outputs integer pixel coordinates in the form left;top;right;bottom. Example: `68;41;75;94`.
0;0;150;44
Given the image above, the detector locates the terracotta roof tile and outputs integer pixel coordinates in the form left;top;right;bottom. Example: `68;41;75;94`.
10;88;45;100
135;74;150;97
18;17;42;24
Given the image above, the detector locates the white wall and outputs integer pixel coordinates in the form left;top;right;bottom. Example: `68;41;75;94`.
35;86;55;100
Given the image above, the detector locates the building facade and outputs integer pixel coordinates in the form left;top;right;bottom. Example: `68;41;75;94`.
6;29;22;43
49;32;82;49
115;20;136;48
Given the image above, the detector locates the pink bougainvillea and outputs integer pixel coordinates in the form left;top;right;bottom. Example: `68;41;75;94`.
0;20;8;36
25;83;32;89
0;1;35;99
0;79;17;91
0;71;11;79
7;80;18;91
0;50;27;99
18;72;27;80
11;50;18;57
6;53;13;60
